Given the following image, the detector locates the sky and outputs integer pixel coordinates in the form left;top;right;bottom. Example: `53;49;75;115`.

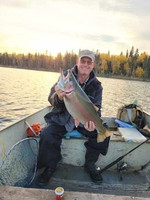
1;0;150;56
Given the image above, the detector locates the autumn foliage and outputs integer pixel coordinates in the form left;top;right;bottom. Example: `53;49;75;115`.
0;47;150;80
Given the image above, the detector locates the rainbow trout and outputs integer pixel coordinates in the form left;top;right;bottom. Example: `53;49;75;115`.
57;70;112;142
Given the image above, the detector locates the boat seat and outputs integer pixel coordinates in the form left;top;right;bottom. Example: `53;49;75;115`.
64;130;83;139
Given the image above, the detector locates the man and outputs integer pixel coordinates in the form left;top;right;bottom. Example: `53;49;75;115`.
37;50;110;185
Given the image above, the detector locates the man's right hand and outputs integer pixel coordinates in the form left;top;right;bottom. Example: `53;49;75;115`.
55;85;66;101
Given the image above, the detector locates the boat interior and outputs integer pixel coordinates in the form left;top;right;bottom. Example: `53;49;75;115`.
29;116;150;197
0;108;150;198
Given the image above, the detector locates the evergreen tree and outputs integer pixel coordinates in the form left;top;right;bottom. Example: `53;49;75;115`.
146;56;150;79
126;50;129;58
143;54;149;79
55;53;63;71
129;46;136;76
134;48;139;60
94;50;101;75
63;52;72;70
129;46;134;57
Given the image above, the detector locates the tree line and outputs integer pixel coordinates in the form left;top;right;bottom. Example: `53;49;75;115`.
0;46;150;80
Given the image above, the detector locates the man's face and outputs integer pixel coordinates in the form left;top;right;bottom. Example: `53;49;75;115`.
76;57;95;76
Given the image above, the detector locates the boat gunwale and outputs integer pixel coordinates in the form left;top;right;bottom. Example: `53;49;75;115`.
0;105;149;132
0;106;52;132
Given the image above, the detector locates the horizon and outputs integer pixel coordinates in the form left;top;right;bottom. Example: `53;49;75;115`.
0;47;148;57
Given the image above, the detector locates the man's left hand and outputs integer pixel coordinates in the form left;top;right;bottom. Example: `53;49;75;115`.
84;121;96;131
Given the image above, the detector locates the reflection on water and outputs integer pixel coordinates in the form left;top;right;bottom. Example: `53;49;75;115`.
0;67;150;130
102;78;150;117
0;67;59;130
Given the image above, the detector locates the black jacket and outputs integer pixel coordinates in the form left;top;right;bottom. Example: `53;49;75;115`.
44;65;103;127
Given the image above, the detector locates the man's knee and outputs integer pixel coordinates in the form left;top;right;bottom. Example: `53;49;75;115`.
85;136;110;155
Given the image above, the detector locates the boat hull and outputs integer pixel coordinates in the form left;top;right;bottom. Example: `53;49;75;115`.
0;106;150;171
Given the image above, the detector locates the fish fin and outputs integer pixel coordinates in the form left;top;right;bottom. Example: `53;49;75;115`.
97;130;113;143
143;125;150;132
63;70;70;81
57;72;65;90
74;119;80;128
94;105;99;112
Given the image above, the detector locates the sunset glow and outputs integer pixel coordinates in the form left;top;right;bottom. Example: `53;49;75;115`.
1;0;150;56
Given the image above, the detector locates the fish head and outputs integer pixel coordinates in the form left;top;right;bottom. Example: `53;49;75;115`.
57;70;75;94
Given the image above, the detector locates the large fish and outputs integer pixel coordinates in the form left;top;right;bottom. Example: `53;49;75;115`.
57;70;112;142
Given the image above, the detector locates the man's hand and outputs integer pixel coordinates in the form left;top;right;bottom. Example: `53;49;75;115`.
55;85;66;101
84;121;96;131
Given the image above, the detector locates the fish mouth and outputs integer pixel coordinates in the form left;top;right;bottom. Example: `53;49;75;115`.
65;88;74;94
64;81;74;94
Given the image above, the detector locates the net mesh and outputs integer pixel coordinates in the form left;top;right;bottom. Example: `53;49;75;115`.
0;138;38;187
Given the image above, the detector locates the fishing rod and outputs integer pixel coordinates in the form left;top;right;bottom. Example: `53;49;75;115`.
100;137;150;173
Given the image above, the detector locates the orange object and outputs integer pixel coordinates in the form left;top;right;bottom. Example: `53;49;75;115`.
27;123;42;136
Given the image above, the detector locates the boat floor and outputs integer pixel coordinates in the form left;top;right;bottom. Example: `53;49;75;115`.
30;164;150;198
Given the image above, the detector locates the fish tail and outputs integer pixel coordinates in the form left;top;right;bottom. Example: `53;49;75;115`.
97;130;112;143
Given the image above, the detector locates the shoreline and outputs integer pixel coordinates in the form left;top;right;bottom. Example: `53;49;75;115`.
1;65;150;82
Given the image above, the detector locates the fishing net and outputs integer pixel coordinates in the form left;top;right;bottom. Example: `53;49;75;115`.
0;138;38;187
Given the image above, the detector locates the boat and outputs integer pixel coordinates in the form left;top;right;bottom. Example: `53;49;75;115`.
0;106;150;199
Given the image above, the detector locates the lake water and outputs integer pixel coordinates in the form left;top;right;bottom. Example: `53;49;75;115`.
0;66;150;130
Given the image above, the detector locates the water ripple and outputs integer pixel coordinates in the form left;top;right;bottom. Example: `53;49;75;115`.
0;67;150;130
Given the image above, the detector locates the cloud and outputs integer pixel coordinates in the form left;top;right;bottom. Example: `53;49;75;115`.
99;0;150;16
0;0;150;55
82;34;116;42
101;35;117;42
50;30;117;44
138;31;150;41
0;0;30;8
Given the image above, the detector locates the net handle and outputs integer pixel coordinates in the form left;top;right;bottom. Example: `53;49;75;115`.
25;120;37;136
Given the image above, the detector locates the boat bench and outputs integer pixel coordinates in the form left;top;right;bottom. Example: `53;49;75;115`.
61;125;150;170
40;117;149;170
